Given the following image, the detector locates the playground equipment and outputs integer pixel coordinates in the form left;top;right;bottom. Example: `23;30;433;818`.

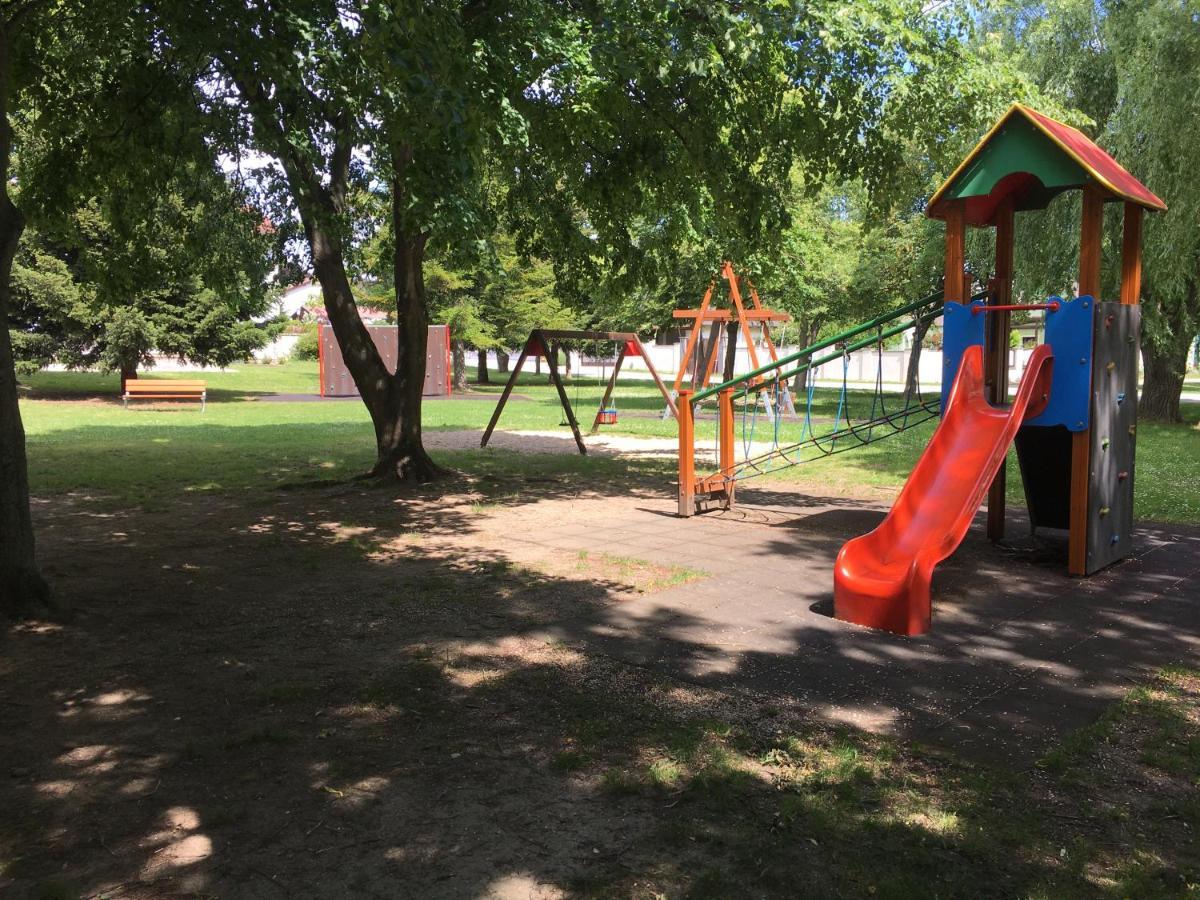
318;324;452;397
675;104;1164;636
835;103;1164;635
480;329;676;455
675;289;957;515
672;262;791;401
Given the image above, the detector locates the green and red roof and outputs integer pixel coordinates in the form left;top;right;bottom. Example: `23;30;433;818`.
926;104;1166;226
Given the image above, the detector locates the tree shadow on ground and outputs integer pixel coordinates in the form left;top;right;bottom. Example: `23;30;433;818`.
2;477;1199;897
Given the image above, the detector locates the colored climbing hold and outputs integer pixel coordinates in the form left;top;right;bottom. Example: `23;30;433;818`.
1111;534;1120;545
1099;506;1110;517
1116;392;1126;404
1118;470;1129;481
1101;437;1110;450
1106;361;1116;373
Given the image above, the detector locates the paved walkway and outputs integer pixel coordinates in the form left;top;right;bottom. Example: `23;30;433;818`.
497;489;1200;763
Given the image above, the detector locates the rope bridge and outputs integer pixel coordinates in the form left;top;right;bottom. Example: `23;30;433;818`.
677;290;988;516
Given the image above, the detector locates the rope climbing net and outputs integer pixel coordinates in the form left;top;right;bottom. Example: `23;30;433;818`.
677;290;988;516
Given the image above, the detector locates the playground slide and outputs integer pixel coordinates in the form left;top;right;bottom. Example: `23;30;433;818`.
833;343;1055;636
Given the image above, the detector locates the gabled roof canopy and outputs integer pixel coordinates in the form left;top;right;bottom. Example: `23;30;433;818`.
926;104;1166;226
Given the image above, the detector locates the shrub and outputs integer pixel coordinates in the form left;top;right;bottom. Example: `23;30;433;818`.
291;325;320;361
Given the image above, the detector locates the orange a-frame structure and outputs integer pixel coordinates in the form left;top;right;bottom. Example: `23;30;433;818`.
672;262;790;397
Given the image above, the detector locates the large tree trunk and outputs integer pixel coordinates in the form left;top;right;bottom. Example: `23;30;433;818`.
1140;281;1196;424
120;362;137;395
904;314;934;403
476;347;489;384
790;319;822;393
0;37;52;619
496;350;510;373
1141;332;1190;423
451;339;468;392
375;161;444;481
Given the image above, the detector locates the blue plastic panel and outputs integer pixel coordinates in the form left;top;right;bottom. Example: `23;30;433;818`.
1024;295;1095;431
941;300;987;411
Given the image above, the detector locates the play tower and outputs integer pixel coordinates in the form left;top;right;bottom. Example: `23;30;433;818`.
834;104;1166;635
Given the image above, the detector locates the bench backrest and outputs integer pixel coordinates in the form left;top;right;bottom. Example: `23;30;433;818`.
125;380;207;394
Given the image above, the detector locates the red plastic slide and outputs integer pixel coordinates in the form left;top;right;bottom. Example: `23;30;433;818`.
833;343;1055;636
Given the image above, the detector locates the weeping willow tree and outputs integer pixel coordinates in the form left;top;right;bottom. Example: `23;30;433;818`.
976;0;1200;422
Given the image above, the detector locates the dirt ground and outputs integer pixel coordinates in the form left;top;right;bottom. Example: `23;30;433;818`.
0;471;773;899
3;453;1199;899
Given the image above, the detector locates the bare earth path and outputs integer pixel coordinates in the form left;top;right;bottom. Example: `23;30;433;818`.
2;442;1199;897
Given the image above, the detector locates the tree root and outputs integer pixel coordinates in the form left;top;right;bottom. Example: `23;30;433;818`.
0;564;59;622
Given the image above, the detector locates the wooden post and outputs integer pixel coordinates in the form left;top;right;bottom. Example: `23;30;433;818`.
480;342;533;448
943;200;967;304
677;389;695;517
986;199;1015;541
719;388;735;482
543;336;587;455
717;387;736;510
633;336;678;419
1120;202;1143;306
724;261;765;376
1070;186;1105;575
673;282;715;393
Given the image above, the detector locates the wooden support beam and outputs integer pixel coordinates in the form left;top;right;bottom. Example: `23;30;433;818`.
634;336;678;419
1079;185;1105;298
534;329;639;342
719;388;735;490
1120;202;1143;306
943;200;967;303
671;309;790;322
480;343;532;448
986;200;1015;542
725;261;765;377
677;390;695;517
673;282;715;393
1070;185;1106;575
542;333;588;455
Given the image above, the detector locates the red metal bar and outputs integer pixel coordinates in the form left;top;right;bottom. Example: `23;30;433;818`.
317;324;326;397
972;302;1060;314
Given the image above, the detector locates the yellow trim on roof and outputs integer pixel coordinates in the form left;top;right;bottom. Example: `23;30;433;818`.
926;104;1023;216
927;103;1166;218
1011;103;1166;212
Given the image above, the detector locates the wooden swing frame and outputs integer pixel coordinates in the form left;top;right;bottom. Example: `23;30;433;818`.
480;329;678;455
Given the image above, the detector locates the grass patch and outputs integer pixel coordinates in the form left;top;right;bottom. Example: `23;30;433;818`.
535;661;1200;898
569;551;706;593
17;364;1200;522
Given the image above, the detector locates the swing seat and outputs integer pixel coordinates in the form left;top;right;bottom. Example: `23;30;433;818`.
597;408;618;425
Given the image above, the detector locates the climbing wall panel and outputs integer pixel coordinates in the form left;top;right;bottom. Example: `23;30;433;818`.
1085;302;1140;574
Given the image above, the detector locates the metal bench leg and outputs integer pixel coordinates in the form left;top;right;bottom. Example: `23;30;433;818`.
201;393;206;412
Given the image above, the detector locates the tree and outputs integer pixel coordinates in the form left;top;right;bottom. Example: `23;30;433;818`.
149;0;968;481
0;0;48;617
11;174;281;388
2;0;251;617
972;0;1200;421
424;259;492;392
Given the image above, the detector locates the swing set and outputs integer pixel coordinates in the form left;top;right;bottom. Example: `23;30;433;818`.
480;329;677;455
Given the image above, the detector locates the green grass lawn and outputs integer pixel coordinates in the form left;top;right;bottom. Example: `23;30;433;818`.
16;361;1200;522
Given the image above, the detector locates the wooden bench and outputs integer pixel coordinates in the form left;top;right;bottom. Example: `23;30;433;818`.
123;379;207;411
